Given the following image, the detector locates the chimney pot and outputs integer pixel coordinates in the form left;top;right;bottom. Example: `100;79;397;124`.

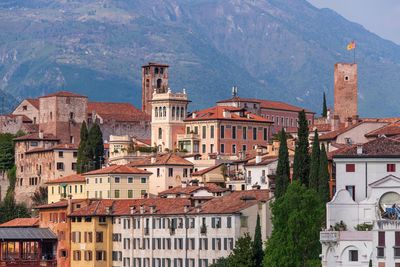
140;205;145;214
357;144;363;155
184;205;190;213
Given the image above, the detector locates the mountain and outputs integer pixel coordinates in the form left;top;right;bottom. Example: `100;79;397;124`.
0;0;400;116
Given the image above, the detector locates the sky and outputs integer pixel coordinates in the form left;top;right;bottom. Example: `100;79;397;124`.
307;0;400;44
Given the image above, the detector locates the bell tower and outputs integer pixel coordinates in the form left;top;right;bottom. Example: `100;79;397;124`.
334;63;358;122
141;62;169;115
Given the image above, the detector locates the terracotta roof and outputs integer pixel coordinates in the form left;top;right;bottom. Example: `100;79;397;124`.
319;122;363;141
136;138;151;146
70;198;191;216
185;106;272;123
25;143;78;154
334;137;400;158
35;199;87;209
26;98;40;109
245;155;278;166
129;153;194;167
158;183;228;196
0;218;39;228
217;97;315;113
14;133;59;141
0;114;33;123
142;62;169;67
46;174;85;184
365;123;400;138
327;144;354;160
190;190;270;214
88;102;150;122
84;165;152;175
40;91;87;98
191;164;223;176
311;123;332;132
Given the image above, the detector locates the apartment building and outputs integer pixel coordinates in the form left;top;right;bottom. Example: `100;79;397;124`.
46;174;86;203
84;165;151;199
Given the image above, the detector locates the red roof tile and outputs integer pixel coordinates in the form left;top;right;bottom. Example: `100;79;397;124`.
185;106;272;123
245;155;278;166
25;143;78;154
0;218;39;228
35;199;87;209
365;123;400;138
14;133;59;141
46;174;85;184
83;165;152;175
158;183;228;196
129;153;193;167
190;190;270;214
26;98;40;109
334;137;400;158
191;164;223;176
40;91;87;98
88;102;150;122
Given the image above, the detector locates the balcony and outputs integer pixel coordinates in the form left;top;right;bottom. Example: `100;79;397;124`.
169;228;176;235
177;133;200;141
144;227;150;236
320;231;339;243
200;224;207;235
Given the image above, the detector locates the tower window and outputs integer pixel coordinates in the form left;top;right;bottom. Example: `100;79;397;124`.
50;112;53;120
155;107;158;117
155;68;159;74
160;68;164;74
344;76;349;81
70;112;74;119
163;107;166;117
172;107;175;118
158;128;162;139
157;79;162;89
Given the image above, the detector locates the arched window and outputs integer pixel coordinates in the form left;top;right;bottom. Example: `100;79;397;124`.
157;79;162;89
155;68;159;74
160;68;164;74
158;128;162;139
181;107;184;118
155;107;158;117
163;107;166;117
172;107;175;118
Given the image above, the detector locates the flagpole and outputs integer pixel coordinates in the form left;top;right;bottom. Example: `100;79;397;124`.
353;46;356;64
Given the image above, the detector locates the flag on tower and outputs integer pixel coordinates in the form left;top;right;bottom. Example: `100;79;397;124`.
347;40;356;50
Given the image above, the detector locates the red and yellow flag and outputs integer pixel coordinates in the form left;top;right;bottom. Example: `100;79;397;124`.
347;40;356;50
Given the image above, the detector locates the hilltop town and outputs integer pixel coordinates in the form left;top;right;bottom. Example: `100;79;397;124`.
0;61;398;267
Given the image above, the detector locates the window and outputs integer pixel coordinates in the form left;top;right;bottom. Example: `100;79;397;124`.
345;185;355;201
210;126;215;139
243;127;247;140
22;105;27;111
210;144;214;153
395;232;400;258
157;168;160;177
377;231;385;258
95;250;106;261
232;144;236;154
115;190;120;198
263;128;268;141
220;126;225;139
141;177;147;183
387;164;396;172
96;232;103;242
253;128;257;140
242;145;247;152
202;144;206;153
183;168;188;178
31;141;38;147
57;162;64;171
346;164;355;172
227;217;232;228
168;168;173;177
220;144;225;153
128;177;133;183
202;126;206;139
158;128;162;139
73;250;81;261
349;250;358;262
232;126;236;139
194;126;199;134
59;151;64;158
72;163;77;171
60;250;67;258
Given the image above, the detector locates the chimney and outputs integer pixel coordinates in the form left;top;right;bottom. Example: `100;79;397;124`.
357;144;363;155
352;115;359;125
327;108;332;122
222;109;230;118
38;131;44;139
331;115;340;131
151;155;156;164
184;205;190;213
150;205;156;214
345;117;352;128
105;206;112;215
199;181;205;187
181;181;187;188
192;112;197;119
67;195;73;215
255;145;262;164
140;205;145;214
232;86;238;97
196;206;202;213
130;206;136;215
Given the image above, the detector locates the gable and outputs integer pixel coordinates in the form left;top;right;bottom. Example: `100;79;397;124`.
369;175;400;188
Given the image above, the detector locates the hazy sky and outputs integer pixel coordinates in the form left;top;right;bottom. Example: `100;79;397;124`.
307;0;400;44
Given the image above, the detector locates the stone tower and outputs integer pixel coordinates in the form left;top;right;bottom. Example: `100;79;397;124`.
151;89;189;152
334;63;358;122
142;62;169;115
39;91;88;144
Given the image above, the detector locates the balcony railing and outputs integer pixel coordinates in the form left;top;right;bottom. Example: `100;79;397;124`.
320;231;339;243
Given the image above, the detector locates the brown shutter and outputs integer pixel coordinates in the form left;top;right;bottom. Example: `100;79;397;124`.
378;231;385;246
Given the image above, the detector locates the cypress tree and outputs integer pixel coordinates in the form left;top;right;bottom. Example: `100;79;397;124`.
309;129;320;191
253;214;263;267
318;144;330;202
293;110;310;185
275;129;290;198
87;123;104;170
77;121;89;173
322;92;327;117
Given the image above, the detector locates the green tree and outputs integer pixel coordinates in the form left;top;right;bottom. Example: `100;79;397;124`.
77;121;89;173
87;123;104;170
0;195;30;224
275;129;290;198
209;257;231;267
318;144;330;202
0;133;16;171
322;92;327;117
31;186;48;207
293;110;310;185
253;214;263;267
230;233;255;267
5;166;17;200
263;182;324;267
309;129;320;191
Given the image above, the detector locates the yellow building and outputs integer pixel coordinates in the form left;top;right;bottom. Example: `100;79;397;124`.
84;165;152;199
46;174;86;203
69;200;113;267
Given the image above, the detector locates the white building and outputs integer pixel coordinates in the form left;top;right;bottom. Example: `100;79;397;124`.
321;137;400;267
244;154;278;190
98;190;272;267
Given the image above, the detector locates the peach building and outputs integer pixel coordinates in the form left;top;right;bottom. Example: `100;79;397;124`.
46;174;86;203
